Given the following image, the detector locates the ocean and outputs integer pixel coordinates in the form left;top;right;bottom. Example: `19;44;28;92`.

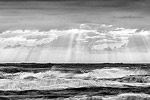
0;63;150;100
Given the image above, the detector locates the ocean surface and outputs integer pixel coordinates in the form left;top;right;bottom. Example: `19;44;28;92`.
0;63;150;100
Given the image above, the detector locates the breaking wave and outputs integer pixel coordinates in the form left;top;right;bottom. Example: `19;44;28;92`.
0;67;149;91
0;64;150;99
74;68;148;79
0;67;148;80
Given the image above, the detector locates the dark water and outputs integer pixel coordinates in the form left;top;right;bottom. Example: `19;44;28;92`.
0;63;150;100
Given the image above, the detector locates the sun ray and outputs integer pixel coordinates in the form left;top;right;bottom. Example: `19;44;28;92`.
65;32;76;62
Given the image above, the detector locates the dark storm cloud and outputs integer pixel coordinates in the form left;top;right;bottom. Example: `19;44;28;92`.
0;0;150;11
75;0;150;8
0;0;149;7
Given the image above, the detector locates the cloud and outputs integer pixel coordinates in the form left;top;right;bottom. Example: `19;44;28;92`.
1;24;150;52
0;30;58;48
0;28;95;48
75;24;150;52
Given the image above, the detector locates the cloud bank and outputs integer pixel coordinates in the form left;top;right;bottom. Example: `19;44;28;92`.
0;24;150;52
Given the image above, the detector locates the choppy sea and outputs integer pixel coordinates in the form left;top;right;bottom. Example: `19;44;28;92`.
0;63;150;100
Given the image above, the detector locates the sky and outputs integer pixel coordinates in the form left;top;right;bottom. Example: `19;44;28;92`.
0;0;150;63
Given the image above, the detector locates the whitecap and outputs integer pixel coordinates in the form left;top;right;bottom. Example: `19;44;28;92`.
74;68;148;79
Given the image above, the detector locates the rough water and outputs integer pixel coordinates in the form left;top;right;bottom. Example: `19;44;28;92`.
0;63;150;100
